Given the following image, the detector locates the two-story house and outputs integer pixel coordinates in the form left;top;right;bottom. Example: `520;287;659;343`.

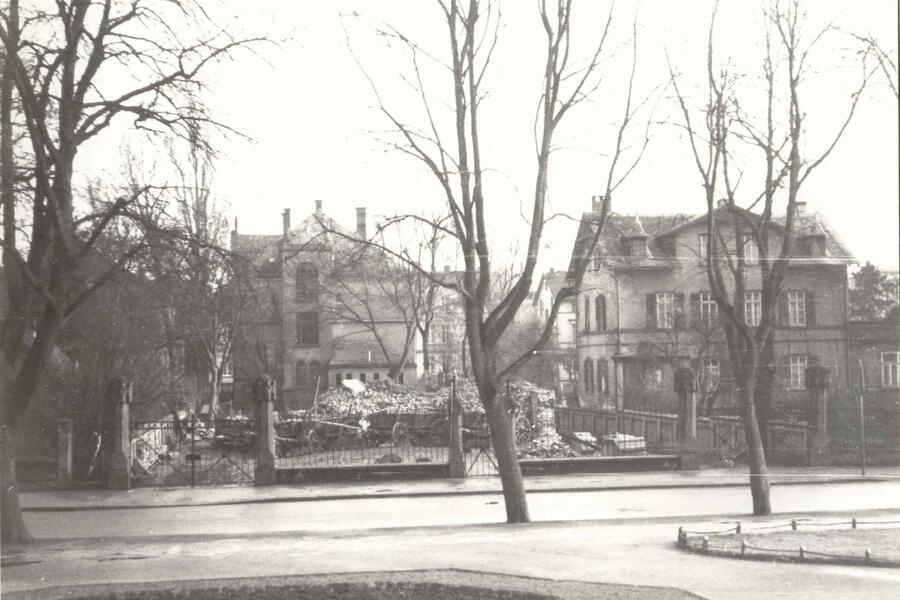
565;195;854;415
231;201;421;410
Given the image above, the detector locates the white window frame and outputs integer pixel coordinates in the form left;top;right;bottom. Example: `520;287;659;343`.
788;291;807;327
656;292;675;329
698;233;709;259
699;291;718;327
881;352;899;388
744;291;762;327
790;355;808;389
740;235;759;263
701;358;721;381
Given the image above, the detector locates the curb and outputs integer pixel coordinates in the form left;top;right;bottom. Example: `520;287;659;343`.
21;476;893;513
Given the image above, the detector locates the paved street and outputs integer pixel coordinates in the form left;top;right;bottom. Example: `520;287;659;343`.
4;478;900;599
18;480;900;539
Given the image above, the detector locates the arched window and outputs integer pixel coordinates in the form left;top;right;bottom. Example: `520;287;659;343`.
583;297;591;332
583;359;594;394
295;361;308;388
296;262;318;301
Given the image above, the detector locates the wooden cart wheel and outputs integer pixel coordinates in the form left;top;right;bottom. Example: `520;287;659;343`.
306;429;324;453
514;415;532;445
391;421;410;446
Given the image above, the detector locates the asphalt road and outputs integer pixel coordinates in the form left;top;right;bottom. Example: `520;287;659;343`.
23;480;900;539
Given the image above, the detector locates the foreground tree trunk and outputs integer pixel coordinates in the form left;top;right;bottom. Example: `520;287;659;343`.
481;382;529;523
1;425;32;543
738;378;771;516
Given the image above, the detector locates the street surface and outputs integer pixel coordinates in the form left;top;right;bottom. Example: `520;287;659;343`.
4;479;900;599
20;480;900;539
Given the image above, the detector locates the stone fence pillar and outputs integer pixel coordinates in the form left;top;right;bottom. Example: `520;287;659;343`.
255;375;277;485
805;365;830;465
57;418;74;484
448;376;466;478
106;378;132;490
674;367;699;470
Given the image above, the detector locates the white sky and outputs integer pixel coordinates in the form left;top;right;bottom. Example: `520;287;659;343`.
77;0;900;272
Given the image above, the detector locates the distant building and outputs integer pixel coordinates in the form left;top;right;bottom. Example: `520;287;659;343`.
532;270;577;402
563;195;855;415
230;201;420;409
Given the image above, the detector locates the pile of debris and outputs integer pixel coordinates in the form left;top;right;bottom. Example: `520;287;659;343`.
517;405;577;459
306;378;484;418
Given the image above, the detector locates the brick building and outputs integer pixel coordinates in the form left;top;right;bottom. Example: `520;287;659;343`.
564;196;854;415
230;201;420;409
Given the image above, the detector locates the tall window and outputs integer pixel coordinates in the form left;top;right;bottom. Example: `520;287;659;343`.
583;359;594;393
595;295;607;331
441;324;450;343
335;374;342;387
296;311;319;345
789;355;808;389
739;235;759;263
296;262;318;301
699;292;718;327
597;359;609;394
295;361;308;388
882;352;899;388
744;291;762;327
701;358;721;381
656;292;675;329
309;360;323;388
584;297;591;332
788;291;807;327
698;233;709;259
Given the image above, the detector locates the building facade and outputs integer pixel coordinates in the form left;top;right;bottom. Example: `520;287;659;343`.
565;196;854;416
231;201;420;410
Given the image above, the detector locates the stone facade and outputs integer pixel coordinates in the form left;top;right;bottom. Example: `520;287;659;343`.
563;197;854;415
231;201;420;410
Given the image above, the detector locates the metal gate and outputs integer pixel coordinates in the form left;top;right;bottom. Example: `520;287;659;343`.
131;414;256;487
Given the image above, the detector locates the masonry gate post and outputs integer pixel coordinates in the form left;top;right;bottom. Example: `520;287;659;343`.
448;375;466;478
106;378;132;490
674;366;699;470
57;418;74;485
805;365;830;466
255;375;278;485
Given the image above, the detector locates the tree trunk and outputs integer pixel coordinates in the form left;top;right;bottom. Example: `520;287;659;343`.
754;335;776;448
480;381;530;523
209;371;219;422
739;382;771;516
1;425;32;543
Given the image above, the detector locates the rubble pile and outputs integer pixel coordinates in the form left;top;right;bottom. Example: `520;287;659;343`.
517;405;578;459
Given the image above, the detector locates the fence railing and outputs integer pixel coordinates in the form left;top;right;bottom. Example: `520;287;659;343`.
555;406;810;464
677;517;900;568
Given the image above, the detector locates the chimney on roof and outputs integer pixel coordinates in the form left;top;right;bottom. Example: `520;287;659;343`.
230;217;238;251
356;207;367;239
794;201;807;215
592;194;611;215
315;199;323;213
282;209;291;240
549;267;555;274
443;265;450;273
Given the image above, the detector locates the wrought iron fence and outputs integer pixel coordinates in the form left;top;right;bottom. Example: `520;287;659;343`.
275;408;450;470
131;415;256;487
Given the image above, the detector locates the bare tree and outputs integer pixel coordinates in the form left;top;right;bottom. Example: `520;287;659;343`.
341;0;653;523
0;0;261;542
669;0;871;515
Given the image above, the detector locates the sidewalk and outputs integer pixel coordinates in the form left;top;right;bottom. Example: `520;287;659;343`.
20;465;898;512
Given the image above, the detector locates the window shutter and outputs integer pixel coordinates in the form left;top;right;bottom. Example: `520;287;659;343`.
690;293;700;327
805;291;816;327
646;293;657;329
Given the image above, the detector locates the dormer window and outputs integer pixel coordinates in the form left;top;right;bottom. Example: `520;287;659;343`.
631;238;648;257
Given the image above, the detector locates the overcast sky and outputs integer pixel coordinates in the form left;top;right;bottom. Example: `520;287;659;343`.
78;0;900;272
